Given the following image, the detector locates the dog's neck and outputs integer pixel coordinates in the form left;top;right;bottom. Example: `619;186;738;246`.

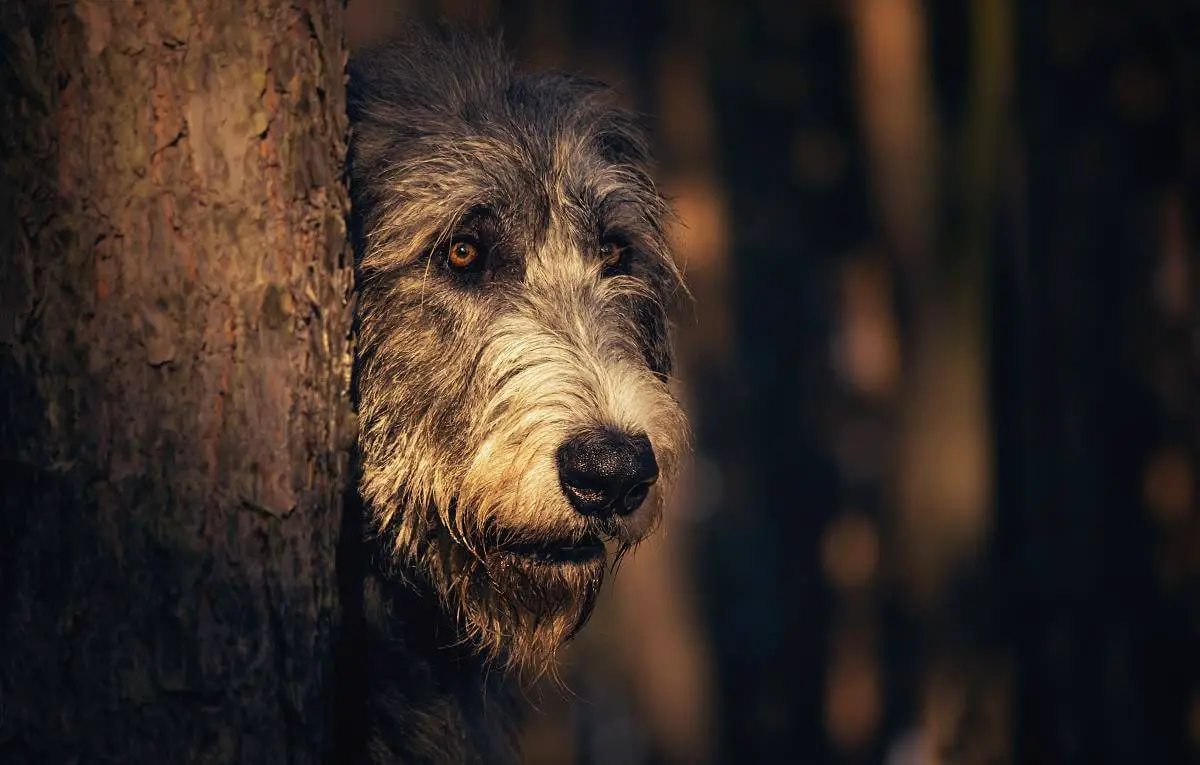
361;555;522;765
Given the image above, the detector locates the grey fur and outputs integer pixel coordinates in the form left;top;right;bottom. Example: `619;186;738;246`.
349;28;689;764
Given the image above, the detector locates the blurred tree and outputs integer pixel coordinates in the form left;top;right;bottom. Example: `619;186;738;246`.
0;2;352;762
705;3;882;762
990;2;1197;763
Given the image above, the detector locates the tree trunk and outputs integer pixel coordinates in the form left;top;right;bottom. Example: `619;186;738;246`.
0;2;352;763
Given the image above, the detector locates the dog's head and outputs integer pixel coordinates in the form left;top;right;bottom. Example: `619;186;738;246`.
349;29;689;674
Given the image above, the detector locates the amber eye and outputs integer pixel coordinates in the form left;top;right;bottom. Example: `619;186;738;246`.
446;238;482;271
598;241;625;273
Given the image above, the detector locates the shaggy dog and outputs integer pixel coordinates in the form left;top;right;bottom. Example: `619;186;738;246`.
348;28;689;763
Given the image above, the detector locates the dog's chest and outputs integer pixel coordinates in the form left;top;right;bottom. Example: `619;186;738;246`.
363;572;522;765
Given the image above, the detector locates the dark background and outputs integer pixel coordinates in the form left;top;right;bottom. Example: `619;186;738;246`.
347;1;1200;764
0;0;1194;763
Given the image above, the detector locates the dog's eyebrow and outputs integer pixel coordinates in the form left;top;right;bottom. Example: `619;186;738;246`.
457;203;498;226
562;177;642;217
594;195;659;232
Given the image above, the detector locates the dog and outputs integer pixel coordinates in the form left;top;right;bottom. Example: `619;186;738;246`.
347;27;689;764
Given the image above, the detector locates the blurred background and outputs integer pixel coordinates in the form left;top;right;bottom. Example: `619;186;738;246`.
348;1;1198;763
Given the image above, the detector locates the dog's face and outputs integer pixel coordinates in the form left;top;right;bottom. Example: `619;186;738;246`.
350;32;688;673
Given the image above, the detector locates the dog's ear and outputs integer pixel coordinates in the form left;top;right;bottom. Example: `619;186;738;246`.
517;72;655;172
595;109;654;172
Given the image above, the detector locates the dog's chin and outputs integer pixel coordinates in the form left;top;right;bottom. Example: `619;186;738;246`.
442;532;611;676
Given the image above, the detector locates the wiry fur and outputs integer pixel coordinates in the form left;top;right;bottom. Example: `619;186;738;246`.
349;28;688;763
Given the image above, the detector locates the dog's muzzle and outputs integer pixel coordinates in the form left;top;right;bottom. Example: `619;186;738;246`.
555;429;659;518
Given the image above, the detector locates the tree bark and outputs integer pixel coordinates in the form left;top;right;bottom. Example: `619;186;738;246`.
0;2;352;763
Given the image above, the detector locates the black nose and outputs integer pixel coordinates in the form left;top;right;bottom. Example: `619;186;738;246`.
556;430;659;517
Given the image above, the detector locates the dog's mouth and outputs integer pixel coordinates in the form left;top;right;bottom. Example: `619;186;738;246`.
495;534;606;565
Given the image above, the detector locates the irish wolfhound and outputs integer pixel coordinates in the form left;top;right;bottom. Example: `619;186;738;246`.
348;28;689;764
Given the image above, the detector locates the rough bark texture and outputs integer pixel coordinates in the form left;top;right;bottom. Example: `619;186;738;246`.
0;2;352;762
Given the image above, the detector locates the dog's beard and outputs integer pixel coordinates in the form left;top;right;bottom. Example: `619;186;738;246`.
407;518;630;679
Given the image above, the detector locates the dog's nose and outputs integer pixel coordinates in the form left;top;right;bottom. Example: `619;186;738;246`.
556;430;659;517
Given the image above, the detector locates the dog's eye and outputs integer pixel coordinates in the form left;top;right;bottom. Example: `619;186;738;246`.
598;241;627;275
446;238;484;272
